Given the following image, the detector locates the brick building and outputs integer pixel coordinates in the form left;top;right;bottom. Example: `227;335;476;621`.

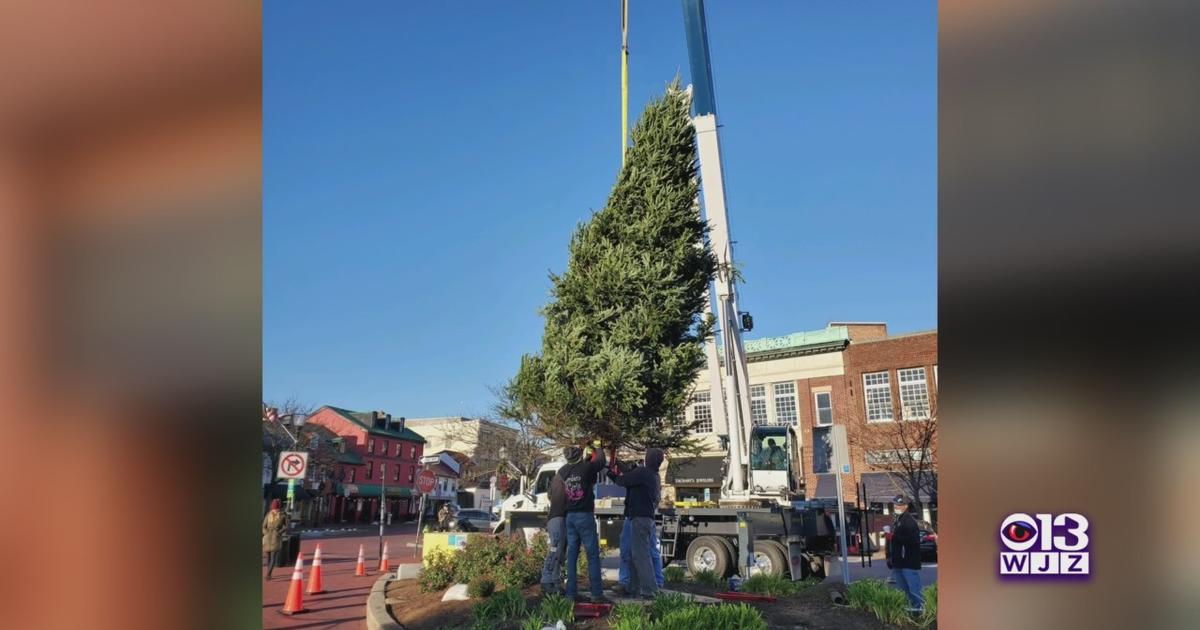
305;406;427;523
677;323;938;524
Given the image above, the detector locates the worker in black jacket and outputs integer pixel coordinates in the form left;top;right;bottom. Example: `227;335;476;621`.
560;440;608;602
610;448;664;599
887;496;924;613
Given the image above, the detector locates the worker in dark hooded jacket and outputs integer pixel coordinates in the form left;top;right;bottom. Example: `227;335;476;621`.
610;448;664;599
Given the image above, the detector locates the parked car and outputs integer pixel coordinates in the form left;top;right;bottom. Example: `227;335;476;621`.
454;509;500;532
918;520;938;562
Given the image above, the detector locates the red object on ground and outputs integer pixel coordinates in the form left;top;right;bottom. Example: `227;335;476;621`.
715;591;777;603
574;602;613;618
355;544;367;576
306;545;324;594
378;541;390;572
280;553;309;615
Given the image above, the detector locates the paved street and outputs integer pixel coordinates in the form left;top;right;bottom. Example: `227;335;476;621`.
263;523;420;630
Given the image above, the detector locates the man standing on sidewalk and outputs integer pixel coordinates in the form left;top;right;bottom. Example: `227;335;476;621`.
540;470;568;595
560;440;608;603
610;448;663;600
887;497;924;613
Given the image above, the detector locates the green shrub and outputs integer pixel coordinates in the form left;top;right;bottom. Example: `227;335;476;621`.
649;591;693;620
521;612;549;630
649;603;766;630
691;569;724;588
610;601;650;630
662;566;686;583
740;573;804;597
467;574;496;599
537;593;574;626
418;548;458;592
493;587;528;620
916;583;937;628
847;579;911;626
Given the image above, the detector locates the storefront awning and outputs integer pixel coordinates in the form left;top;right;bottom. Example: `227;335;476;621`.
811;474;838;499
860;472;936;503
347;484;413;498
666;456;725;487
263;482;312;501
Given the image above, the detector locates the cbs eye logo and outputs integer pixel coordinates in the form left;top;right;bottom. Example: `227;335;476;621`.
999;513;1090;578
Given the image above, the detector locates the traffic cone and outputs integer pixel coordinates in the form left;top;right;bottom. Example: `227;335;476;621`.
355;544;367;576
307;545;324;594
378;541;390;573
281;552;309;615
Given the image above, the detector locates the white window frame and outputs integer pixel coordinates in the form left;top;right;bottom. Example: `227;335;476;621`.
368;438;375;453
813;390;833;427
898;367;931;421
772;381;798;426
863;371;895;422
749;384;769;426
691;391;713;434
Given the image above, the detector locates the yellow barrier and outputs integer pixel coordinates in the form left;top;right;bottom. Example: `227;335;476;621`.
421;532;477;561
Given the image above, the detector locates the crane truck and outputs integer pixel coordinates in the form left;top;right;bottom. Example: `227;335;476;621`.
501;0;845;581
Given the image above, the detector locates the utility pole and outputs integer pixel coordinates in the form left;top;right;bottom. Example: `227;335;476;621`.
621;0;630;164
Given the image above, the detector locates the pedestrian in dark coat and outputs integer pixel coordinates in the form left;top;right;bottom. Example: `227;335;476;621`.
262;499;288;579
887;497;924;612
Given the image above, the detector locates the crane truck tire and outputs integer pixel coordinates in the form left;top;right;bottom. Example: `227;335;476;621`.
687;536;732;578
749;540;789;577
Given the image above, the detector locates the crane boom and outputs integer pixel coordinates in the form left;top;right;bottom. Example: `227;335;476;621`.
682;0;755;500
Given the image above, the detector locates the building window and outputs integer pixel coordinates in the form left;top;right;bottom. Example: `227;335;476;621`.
750;385;769;426
812;426;832;473
394;466;400;482
814;391;833;426
408;466;414;483
773;382;798;425
410;445;416;459
395;443;402;457
898;367;931;420
691;391;713;433
934;365;938;387
368;438;375;453
365;462;372;480
380;440;387;456
863;371;894;422
348;467;356;483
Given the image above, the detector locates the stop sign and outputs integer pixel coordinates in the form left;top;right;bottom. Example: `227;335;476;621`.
416;469;436;494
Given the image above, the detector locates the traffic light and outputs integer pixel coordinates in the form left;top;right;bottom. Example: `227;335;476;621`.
740;312;754;331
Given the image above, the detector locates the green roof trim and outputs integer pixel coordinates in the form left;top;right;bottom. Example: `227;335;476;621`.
326;406;427;443
351;484;413;498
716;326;850;361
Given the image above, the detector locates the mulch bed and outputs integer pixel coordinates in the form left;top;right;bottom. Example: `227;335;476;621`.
386;577;924;630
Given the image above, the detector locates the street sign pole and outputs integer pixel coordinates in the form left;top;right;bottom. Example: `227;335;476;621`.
831;425;851;585
379;464;386;561
413;493;426;558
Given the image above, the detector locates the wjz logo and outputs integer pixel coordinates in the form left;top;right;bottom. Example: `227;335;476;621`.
999;513;1090;577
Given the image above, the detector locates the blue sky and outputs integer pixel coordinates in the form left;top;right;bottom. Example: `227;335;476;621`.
264;1;936;418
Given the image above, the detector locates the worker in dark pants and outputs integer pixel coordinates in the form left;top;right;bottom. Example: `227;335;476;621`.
560;440;609;603
610;447;664;600
540;471;568;595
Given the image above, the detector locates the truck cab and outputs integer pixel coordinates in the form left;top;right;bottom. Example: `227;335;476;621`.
747;424;802;499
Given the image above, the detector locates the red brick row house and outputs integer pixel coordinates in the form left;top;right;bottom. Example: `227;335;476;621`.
305;406;427;524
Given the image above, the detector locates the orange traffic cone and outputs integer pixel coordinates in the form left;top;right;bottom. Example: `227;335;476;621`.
306;545;324;594
281;552;309;615
355;544;367;576
377;541;390;573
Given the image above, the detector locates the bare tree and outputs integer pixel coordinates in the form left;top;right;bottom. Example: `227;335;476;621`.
261;398;319;485
428;383;555;496
850;399;938;514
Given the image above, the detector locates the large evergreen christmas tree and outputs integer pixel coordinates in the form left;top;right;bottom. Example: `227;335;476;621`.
514;81;718;452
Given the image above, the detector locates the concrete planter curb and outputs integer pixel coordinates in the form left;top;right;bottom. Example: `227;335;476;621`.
365;574;404;630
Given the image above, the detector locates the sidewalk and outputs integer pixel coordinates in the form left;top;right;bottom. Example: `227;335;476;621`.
262;525;420;630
